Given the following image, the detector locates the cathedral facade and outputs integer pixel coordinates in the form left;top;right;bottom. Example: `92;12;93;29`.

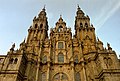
0;6;120;81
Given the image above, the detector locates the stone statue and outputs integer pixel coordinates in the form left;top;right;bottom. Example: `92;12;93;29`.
10;43;15;51
107;42;112;50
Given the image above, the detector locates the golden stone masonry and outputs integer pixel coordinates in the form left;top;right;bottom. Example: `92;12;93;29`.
0;6;120;81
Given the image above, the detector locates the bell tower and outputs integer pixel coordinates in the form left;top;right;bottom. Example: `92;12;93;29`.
75;5;96;42
26;7;49;44
75;5;96;54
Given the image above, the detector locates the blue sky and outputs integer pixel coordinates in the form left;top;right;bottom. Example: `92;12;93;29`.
0;0;120;57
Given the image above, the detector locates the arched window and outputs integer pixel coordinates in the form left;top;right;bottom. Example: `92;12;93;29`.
104;57;112;68
104;57;107;64
9;58;14;64
40;24;43;29
75;72;81;81
42;55;47;63
85;23;88;28
58;42;63;49
58;26;63;32
80;23;83;28
58;53;64;63
14;58;18;64
108;58;112;66
0;58;4;63
35;24;38;28
74;55;79;63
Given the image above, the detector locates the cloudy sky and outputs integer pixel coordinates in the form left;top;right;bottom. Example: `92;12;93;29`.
0;0;120;57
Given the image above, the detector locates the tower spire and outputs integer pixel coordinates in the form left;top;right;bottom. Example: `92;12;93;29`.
59;14;63;21
76;4;84;16
38;5;47;17
77;4;80;10
60;14;62;18
42;4;46;11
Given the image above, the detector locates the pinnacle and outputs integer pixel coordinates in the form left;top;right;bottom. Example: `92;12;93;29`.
59;14;63;21
60;14;62;18
38;5;47;17
76;4;85;17
42;5;46;11
77;4;81;10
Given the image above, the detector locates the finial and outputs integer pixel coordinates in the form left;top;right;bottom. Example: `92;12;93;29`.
20;37;26;46
42;4;46;11
24;37;26;43
77;4;80;10
59;14;63;21
97;37;99;41
60;14;62;18
10;43;15;51
91;24;93;27
107;42;112;50
107;42;110;47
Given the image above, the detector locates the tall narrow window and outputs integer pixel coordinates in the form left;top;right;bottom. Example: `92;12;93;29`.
0;58;4;63
74;55;79;63
85;23;88;28
42;55;47;63
58;26;63;32
58;53;64;63
58;42;63;49
75;72;81;81
40;24;43;29
108;58;112;66
35;24;37;28
42;72;47;81
9;58;14;64
14;58;18;64
80;23;83;28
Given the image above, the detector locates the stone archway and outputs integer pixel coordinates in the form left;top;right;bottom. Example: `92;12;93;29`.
53;73;68;81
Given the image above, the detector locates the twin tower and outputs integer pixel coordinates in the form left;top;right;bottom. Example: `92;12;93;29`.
0;6;120;81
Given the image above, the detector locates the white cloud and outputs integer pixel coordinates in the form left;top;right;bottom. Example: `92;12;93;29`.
95;1;120;30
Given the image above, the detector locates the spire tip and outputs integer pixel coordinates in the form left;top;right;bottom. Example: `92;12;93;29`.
77;4;80;10
42;4;46;11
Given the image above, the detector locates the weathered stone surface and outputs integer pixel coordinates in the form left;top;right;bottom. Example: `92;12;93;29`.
0;6;120;81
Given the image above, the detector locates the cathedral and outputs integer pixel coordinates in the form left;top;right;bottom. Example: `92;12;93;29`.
0;6;120;81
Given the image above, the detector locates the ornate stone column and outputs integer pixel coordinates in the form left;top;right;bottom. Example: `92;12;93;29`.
71;62;75;81
82;62;87;81
47;62;50;81
35;41;42;81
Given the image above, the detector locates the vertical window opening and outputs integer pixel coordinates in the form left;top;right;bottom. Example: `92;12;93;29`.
58;26;63;32
9;58;14;64
42;56;47;63
58;53;64;63
80;23;83;28
85;23;88;28
58;42;63;49
74;55;79;63
75;72;81;81
14;58;18;64
0;58;4;63
35;24;38;28
40;24;43;29
42;72;47;81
